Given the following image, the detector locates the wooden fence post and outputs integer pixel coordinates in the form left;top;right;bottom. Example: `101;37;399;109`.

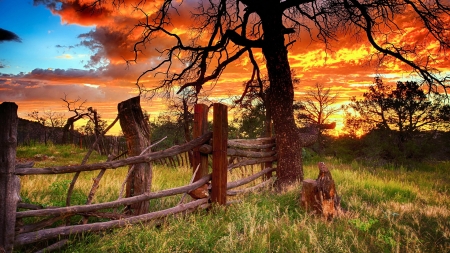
189;104;210;199
211;103;228;205
118;96;152;215
193;104;209;180
0;102;19;253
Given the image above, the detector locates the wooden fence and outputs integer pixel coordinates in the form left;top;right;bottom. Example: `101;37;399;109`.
0;102;277;253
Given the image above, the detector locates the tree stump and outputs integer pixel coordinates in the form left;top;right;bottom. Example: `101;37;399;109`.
300;162;341;219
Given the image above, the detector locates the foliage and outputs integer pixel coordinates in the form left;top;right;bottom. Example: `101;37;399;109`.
231;101;267;139
149;114;192;151
326;129;450;166
349;78;448;136
342;78;450;163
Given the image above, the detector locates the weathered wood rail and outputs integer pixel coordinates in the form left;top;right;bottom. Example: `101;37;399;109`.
0;102;277;253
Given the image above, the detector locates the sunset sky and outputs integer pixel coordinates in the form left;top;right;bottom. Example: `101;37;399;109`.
1;0;449;135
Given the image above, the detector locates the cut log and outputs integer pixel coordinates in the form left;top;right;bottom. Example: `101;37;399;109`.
300;162;341;219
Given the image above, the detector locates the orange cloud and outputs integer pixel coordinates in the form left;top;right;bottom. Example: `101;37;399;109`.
4;1;447;135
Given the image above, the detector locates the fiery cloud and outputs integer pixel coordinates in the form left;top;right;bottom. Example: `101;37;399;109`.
0;0;447;135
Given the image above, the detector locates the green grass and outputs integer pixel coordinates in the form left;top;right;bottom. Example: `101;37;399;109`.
14;144;450;253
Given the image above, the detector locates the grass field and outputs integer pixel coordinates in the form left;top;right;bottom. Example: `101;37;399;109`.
15;144;450;252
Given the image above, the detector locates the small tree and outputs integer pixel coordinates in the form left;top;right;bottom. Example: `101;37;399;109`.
232;101;267;139
61;94;96;144
294;83;339;153
28;110;65;145
348;78;449;161
350;78;448;139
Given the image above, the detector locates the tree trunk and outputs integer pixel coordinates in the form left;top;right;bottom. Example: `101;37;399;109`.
261;10;303;188
61;117;75;144
118;96;152;215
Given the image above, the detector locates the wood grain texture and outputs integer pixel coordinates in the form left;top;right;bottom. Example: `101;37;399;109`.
0;102;18;253
211;103;228;205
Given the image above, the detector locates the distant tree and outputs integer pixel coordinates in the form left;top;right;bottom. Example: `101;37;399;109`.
234;73;302;139
232;101;267;139
79;109;108;137
166;88;213;142
61;94;97;144
28;110;65;145
346;78;450;162
341;106;367;139
349;78;448;142
294;83;339;153
149;114;186;151
233;76;271;139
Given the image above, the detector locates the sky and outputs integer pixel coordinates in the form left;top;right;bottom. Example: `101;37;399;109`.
1;0;449;135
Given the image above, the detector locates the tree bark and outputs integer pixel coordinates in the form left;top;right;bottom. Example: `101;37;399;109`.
0;102;19;253
61;117;75;144
260;7;303;188
300;162;341;219
118;96;152;215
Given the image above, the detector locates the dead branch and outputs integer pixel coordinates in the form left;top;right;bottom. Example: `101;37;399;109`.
16;174;211;219
178;163;201;204
35;239;69;253
227;178;274;196
66;116;120;208
14;198;209;246
227;156;277;172
227;167;275;190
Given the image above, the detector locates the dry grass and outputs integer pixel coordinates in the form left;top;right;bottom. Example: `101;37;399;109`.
14;144;450;253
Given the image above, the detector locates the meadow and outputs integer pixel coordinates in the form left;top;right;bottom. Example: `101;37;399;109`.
15;143;450;253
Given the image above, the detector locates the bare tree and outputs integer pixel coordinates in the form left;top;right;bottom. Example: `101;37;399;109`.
28;110;65;145
86;0;450;187
61;94;96;144
295;83;339;153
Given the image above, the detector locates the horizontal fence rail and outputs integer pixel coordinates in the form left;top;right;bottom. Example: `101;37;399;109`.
15;132;213;175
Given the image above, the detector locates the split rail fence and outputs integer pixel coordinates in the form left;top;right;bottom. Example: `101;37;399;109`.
0;102;277;253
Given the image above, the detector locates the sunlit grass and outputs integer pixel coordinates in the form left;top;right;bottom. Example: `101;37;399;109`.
15;144;450;253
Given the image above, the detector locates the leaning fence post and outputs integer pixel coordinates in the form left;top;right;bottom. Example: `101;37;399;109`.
0;102;19;253
211;103;228;205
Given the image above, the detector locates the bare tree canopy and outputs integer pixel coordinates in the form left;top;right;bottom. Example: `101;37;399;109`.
84;0;450;187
